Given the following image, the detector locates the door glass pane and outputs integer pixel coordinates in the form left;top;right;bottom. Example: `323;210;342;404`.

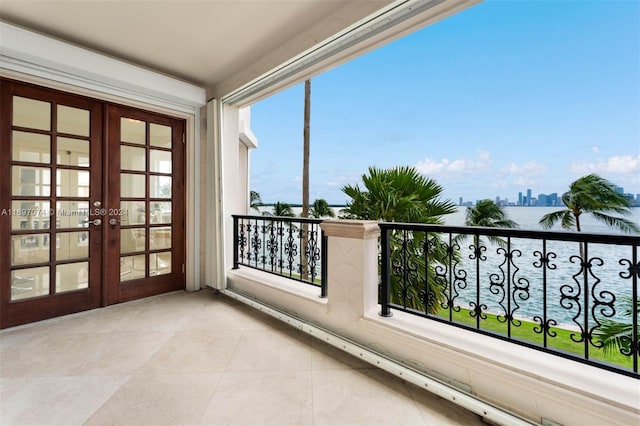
56;231;89;261
57;105;90;137
121;173;145;198
11;266;50;301
12;131;51;163
13;96;51;131
150;175;171;198
150;149;171;173
121;118;145;144
120;201;145;225
57;169;90;197
56;201;89;228
121;146;146;171
150;227;171;250
11;234;50;265
151;252;171;276
57;138;90;167
150;202;171;224
12;166;51;196
56;262;89;293
121;228;145;253
150;123;171;148
11;200;51;231
121;255;145;281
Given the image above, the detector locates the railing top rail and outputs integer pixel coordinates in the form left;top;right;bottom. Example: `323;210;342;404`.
233;214;323;225
378;221;640;245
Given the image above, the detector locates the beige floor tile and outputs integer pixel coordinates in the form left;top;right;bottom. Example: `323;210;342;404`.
0;333;80;378
181;295;291;332
312;368;427;426
406;383;485;426
200;370;313;426
225;328;312;372
40;304;143;334
85;373;221;426
137;329;242;374
142;290;213;312
0;375;129;425
115;307;193;332
75;331;175;376
0;331;173;378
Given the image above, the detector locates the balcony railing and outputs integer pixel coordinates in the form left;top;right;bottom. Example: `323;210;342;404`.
232;214;327;297
379;222;640;378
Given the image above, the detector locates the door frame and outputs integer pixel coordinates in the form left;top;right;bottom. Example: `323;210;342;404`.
1;78;191;328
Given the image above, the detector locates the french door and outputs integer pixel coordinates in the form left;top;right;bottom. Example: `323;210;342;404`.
0;80;185;328
104;105;185;304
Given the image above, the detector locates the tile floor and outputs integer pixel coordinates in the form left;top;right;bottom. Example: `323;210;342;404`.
0;289;484;425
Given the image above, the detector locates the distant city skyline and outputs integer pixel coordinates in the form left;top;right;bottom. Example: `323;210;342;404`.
459;185;639;207
250;0;639;205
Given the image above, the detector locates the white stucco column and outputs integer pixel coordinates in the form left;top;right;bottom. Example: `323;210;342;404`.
319;220;380;325
205;100;247;289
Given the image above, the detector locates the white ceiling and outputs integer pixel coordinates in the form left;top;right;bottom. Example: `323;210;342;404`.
0;0;394;94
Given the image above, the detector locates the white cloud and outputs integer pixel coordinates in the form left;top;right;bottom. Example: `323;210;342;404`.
570;154;640;175
324;172;361;188
501;161;547;176
591;145;600;154
414;150;492;176
414;158;449;174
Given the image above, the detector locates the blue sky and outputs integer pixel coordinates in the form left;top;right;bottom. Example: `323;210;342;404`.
250;0;640;205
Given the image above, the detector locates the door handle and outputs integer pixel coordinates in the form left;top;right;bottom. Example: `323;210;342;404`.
82;219;102;226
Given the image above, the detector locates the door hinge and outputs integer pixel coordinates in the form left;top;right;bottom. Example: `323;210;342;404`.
182;264;185;274
182;133;185;144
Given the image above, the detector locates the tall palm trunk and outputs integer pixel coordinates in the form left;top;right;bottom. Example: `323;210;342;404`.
574;211;585;261
302;80;310;218
301;80;311;279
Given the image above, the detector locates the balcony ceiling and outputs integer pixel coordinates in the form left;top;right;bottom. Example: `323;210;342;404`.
0;0;394;94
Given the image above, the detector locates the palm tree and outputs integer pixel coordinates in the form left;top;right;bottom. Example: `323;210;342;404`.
540;174;639;355
301;80;312;279
271;202;295;217
342;166;456;223
341;166;457;313
539;174;639;234
593;296;639;356
462;199;517;247
250;190;262;213
309;199;335;218
302;79;311;218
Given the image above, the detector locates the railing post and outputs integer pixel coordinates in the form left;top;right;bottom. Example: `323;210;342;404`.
232;215;239;270
320;230;328;298
380;225;392;317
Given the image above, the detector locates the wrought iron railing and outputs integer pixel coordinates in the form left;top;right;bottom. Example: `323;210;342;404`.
379;222;640;378
232;215;327;297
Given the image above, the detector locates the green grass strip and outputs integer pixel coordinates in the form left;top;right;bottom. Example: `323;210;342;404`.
434;307;634;370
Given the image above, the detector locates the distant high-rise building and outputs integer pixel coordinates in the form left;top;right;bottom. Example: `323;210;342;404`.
527;189;532;206
459;197;463;206
537;192;558;207
518;192;523;206
538;193;548;206
615;186;624;194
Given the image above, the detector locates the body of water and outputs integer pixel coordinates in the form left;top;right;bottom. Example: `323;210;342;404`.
259;205;639;233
